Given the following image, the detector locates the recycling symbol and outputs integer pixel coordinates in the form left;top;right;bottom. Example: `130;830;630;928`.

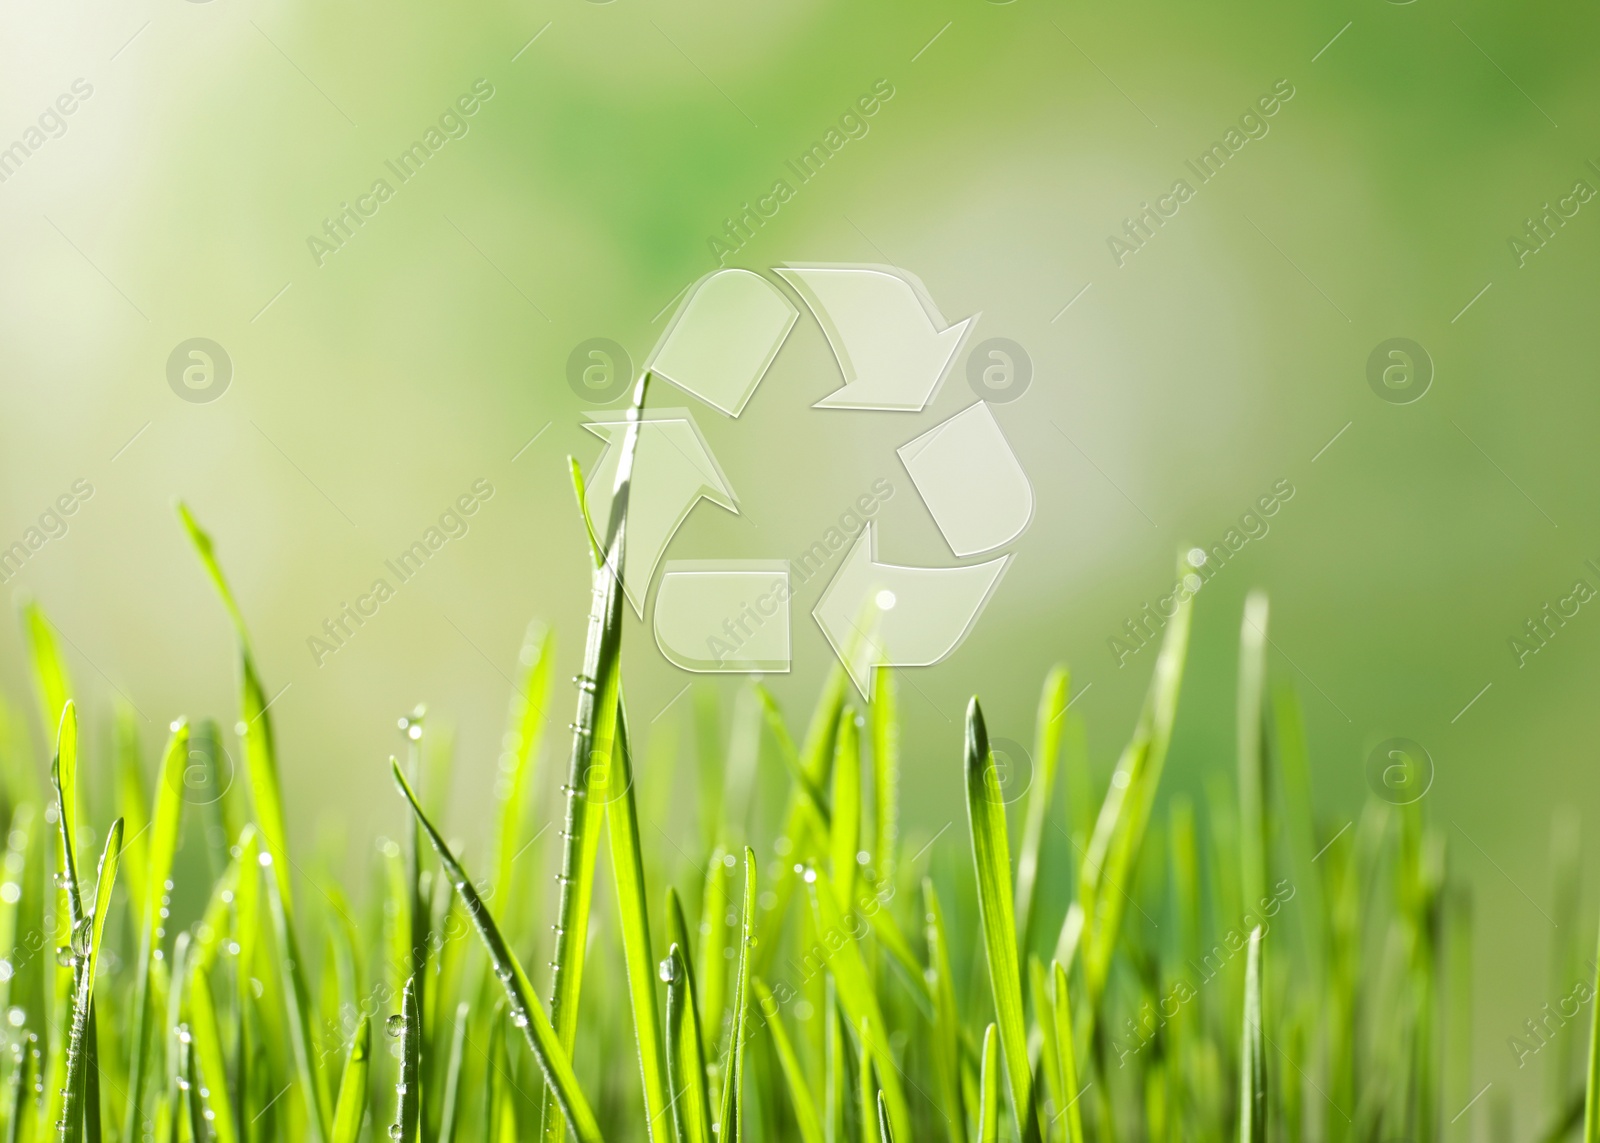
582;265;1033;697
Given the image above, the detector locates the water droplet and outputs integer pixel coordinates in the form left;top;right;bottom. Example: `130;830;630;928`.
389;1126;404;1140
511;1011;529;1028
54;946;73;968
658;958;677;984
385;1014;406;1038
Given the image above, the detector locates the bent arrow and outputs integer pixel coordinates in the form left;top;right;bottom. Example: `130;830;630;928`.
583;409;738;616
813;523;1009;697
648;269;799;417
776;265;976;411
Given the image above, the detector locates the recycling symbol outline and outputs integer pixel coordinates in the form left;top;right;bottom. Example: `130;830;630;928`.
582;264;1034;697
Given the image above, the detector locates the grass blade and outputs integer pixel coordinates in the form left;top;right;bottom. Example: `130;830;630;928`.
1017;666;1068;957
60;818;122;1143
260;848;331;1142
830;713;860;902
978;1024;1000;1143
923;880;968;1143
605;706;671;1140
491;623;554;927
1240;926;1266;1143
20;601;72;740
1238;593;1269;916
1051;962;1085;1143
330;1016;371;1143
716;849;756;1143
124;720;188;1143
177;503;297;916
1584;914;1600;1142
391;976;420;1143
544;374;648;1143
390;759;605;1143
753;980;824;1143
878;1092;895;1143
185;965;239;1143
859;1017;880;1143
964;697;1034;1140
869;667;899;886
438;1004;469;1143
804;868;910;1143
664;944;713;1143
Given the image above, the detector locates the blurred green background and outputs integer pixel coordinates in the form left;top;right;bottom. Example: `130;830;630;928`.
3;0;1597;1122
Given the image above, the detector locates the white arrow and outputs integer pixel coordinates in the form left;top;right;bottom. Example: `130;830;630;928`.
583;409;737;617
813;522;1009;697
776;265;976;411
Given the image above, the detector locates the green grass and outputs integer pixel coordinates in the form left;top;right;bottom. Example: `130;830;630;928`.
0;382;1593;1142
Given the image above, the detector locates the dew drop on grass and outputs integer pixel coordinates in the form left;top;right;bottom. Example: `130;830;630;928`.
658;957;677;984
385;1014;406;1038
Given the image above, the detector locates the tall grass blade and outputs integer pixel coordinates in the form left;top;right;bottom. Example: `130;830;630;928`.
20;601;72;739
869;667;899;887
124;720;188;1143
1583;914;1600;1143
606;706;671;1140
922;881;968;1143
716;849;756;1143
1066;560;1192;1008
330;1016;371;1143
664;944;713;1143
804;868;910;1143
878;1092;895;1143
544;373;648;1143
60;818;122;1143
176;503;296;915
859;1017;880;1143
260;847;331;1143
1238;593;1269;917
1017;666;1068;957
437;1004;469;1143
753;980;824;1143
185;965;239;1143
964;697;1034;1141
390;760;604;1143
1051;962;1085;1143
391;976;420;1143
830;713;860;902
1240;926;1266;1143
492;623;554;922
978;1025;1000;1143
